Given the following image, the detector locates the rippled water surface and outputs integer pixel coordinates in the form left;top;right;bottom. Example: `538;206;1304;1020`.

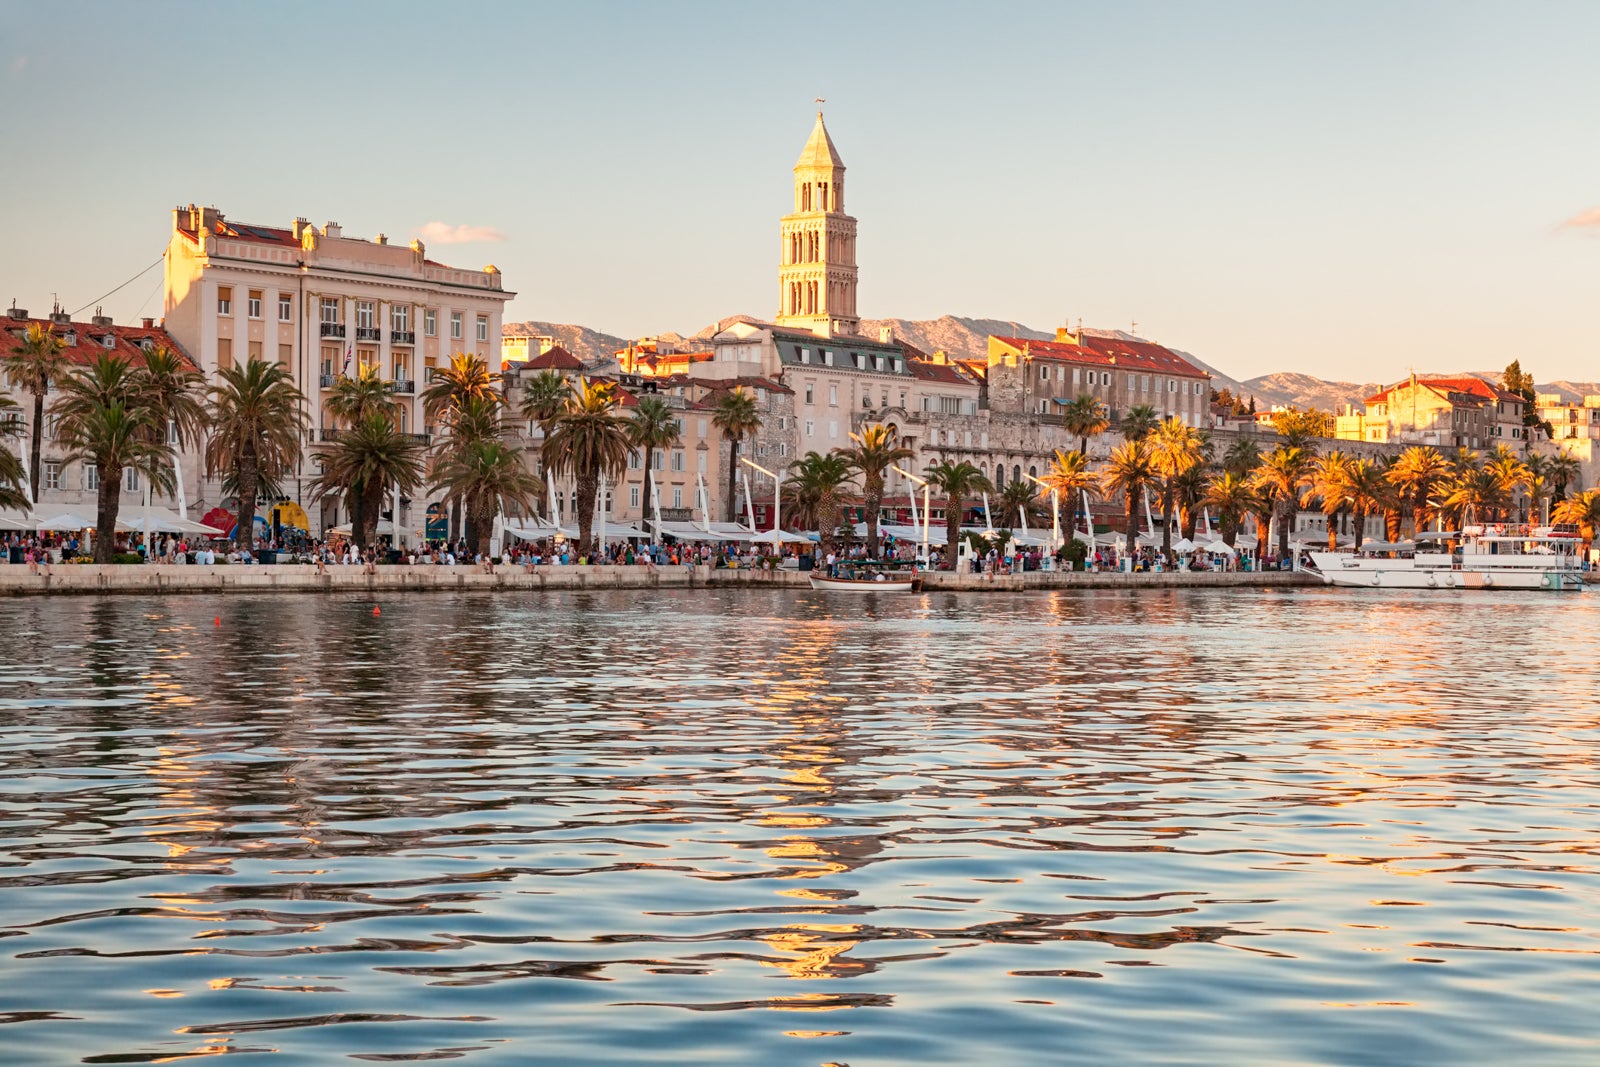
2;587;1598;1065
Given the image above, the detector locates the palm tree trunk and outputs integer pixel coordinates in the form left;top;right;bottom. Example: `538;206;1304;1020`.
462;492;478;555
1254;513;1270;563
865;473;882;557
1181;504;1198;544
348;489;366;551
945;493;961;570
641;446;655;526
575;470;597;558
1161;481;1175;561
725;437;740;523
1125;488;1139;560
360;480;383;550
1277;499;1292;560
1352;506;1367;550
95;464;121;563
1326;512;1338;552
473;495;493;558
1078;434;1088;459
237;447;258;551
29;390;43;504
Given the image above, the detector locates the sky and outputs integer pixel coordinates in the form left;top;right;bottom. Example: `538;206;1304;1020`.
2;0;1597;384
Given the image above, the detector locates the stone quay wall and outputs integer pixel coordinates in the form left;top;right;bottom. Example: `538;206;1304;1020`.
0;563;1319;598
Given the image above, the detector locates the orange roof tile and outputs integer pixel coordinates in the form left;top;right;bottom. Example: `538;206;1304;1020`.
4;316;197;372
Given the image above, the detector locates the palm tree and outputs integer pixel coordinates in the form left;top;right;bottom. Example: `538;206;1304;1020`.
132;343;206;519
711;387;762;522
998;478;1041;529
628;396;681;529
1386;445;1450;537
4;322;69;503
925;460;992;569
1172;462;1213;543
1549;449;1581;503
324;362;395;428
1062;394;1110;458
1222;437;1261;478
1299;450;1354;551
1249;445;1312;560
1344;459;1389;550
205;359;307;549
840;422;914;557
432;393;507;549
1099;438;1158;559
0;395;29;511
1203;471;1256;548
1522;453;1551;525
429;433;542;558
1553;488;1600;555
1040;449;1100;536
310;411;427;549
1150;416;1204;560
541;377;632;557
786;450;852;559
519;369;573;436
1119;403;1159;442
421;352;500;425
1441;466;1504;528
1484;445;1530;522
52;354;176;562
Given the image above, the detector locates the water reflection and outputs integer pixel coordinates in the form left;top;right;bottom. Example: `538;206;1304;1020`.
1;588;1598;1065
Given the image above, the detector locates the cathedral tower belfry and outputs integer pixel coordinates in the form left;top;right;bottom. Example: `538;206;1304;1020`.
776;111;859;337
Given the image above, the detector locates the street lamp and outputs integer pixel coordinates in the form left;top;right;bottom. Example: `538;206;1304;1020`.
740;456;782;542
892;465;931;565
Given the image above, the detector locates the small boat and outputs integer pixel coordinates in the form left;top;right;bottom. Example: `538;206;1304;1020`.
1308;524;1586;591
808;562;922;592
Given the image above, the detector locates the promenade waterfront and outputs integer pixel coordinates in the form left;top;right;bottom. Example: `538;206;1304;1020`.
1;588;1596;1065
0;562;1318;597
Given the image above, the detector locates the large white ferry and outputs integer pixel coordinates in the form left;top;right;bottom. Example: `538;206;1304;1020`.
1309;524;1586;591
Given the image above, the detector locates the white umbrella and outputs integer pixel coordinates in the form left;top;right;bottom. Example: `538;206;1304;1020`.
0;508;34;532
750;528;812;545
1171;537;1197;554
35;511;105;532
1203;540;1237;555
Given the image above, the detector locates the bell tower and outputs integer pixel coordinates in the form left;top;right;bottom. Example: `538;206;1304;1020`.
776;111;859;337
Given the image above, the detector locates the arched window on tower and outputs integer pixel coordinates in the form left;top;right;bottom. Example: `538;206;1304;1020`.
801;184;810;211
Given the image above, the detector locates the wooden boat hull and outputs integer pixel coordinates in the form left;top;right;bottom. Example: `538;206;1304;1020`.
809;575;918;592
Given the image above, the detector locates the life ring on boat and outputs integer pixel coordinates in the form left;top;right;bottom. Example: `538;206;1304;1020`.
1427;573;1437;588
1482;574;1493;587
1492;524;1505;536
1541;574;1553;590
1371;573;1381;587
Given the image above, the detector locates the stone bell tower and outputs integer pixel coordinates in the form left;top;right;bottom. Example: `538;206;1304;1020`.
775;111;859;337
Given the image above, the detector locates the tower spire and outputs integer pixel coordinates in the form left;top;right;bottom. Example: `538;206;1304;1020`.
777;110;858;337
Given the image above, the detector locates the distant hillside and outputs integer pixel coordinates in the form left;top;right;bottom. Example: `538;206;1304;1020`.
504;321;628;364
1239;372;1379;413
859;315;1055;363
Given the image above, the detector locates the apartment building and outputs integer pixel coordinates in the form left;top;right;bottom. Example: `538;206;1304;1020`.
1;304;202;518
1343;375;1526;450
163;204;514;533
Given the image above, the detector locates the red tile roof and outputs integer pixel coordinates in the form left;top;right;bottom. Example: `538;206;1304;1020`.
4;316;197;372
907;359;974;386
1366;376;1523;407
991;335;1207;378
699;375;793;396
519;345;585;371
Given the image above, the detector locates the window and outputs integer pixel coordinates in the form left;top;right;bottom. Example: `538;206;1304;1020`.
279;343;292;365
248;340;262;361
279;294;292;321
125;468;140;492
804;383;814;404
392;305;409;332
829;383;838;406
320;298;340;324
828;420;838;439
805;419;815;437
672;488;683;509
652;452;665;471
217;287;232;315
628;451;642;470
630;486;640;508
248;290;262;319
450;312;463;339
476;316;489;342
43;461;60;491
84;464;98;491
425;309;437;336
697;452;707;473
799;348;810;364
697;418;707;437
1040;366;1050;381
216;337;233;372
357;302;375;329
671;451;685;472
1168;379;1176;393
1102;372;1111;386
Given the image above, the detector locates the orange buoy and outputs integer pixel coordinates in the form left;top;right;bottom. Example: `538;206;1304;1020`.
372;606;381;616
213;616;220;627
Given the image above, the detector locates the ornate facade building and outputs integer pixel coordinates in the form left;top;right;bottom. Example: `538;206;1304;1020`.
775;113;859;338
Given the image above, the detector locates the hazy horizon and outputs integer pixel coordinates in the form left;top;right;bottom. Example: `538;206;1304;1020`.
3;0;1597;382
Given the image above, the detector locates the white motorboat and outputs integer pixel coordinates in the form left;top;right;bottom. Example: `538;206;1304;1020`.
1308;524;1586;591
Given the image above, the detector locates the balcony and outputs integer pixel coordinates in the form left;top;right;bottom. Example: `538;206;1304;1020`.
390;331;415;346
355;327;381;342
320;322;345;339
318;428;342;442
659;507;693;522
405;432;432;445
389;379;415;394
319;374;335;388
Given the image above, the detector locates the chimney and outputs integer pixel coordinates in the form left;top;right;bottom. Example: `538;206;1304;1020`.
292;217;308;241
877;325;894;344
410;238;426;258
142;317;155;329
6;301;26;320
375;233;387;245
91;305;112;329
50;301;70;326
324;221;342;239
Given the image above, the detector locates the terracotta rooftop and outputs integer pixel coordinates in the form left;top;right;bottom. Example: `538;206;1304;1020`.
907;359;974;386
3;314;197;372
1366;376;1522;407
519;345;585;372
991;335;1207;378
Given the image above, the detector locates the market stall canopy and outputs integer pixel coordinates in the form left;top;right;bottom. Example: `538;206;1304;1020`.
35;511;107;532
0;508;34;531
1171;537;1197;554
121;508;226;535
1202;540;1237;555
328;521;402;537
749;528;813;545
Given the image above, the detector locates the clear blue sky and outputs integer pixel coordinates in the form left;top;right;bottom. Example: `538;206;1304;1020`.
3;1;1597;383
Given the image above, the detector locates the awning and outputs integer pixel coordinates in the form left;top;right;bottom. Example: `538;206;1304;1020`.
34;511;111;532
121;508;226;536
0;509;34;532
